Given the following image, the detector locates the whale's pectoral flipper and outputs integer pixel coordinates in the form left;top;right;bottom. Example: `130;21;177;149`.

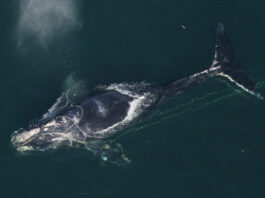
41;92;68;120
86;141;131;166
212;23;263;99
40;82;89;123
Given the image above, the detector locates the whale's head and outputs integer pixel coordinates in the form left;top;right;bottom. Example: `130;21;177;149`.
11;117;83;152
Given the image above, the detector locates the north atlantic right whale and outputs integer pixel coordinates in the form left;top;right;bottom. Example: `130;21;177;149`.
11;23;263;165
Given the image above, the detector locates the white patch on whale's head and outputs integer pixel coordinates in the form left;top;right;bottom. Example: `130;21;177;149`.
11;116;84;152
94;100;108;117
11;127;41;151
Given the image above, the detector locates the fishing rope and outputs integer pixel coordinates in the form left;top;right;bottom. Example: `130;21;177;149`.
112;80;265;142
40;80;265;146
46;105;97;146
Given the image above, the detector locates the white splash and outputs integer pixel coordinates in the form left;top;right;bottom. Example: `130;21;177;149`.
17;0;81;47
218;72;264;100
95;93;150;136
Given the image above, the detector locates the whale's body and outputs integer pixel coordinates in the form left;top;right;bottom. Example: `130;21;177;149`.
11;24;263;165
66;90;133;133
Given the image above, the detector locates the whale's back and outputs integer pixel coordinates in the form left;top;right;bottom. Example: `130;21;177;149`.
79;90;133;132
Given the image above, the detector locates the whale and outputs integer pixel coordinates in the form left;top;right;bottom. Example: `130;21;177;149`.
11;23;263;165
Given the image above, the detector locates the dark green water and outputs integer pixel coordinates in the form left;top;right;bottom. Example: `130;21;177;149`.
1;0;265;197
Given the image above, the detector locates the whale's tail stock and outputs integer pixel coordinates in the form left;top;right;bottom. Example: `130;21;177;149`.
211;23;263;99
161;23;263;100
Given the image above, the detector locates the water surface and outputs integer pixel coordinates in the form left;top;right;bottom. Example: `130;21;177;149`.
1;1;265;197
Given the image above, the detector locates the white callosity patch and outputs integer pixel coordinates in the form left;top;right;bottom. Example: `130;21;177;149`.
17;0;81;47
12;116;87;152
43;120;59;128
11;128;40;144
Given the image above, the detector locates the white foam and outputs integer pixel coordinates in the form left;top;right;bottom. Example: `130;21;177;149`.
106;82;150;98
218;72;264;100
93;83;154;136
95;93;150;136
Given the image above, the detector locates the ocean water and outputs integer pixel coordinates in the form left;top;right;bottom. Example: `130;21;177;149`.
1;0;265;197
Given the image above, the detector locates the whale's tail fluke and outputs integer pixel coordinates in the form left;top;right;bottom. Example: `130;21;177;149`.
211;23;263;99
156;23;263;101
